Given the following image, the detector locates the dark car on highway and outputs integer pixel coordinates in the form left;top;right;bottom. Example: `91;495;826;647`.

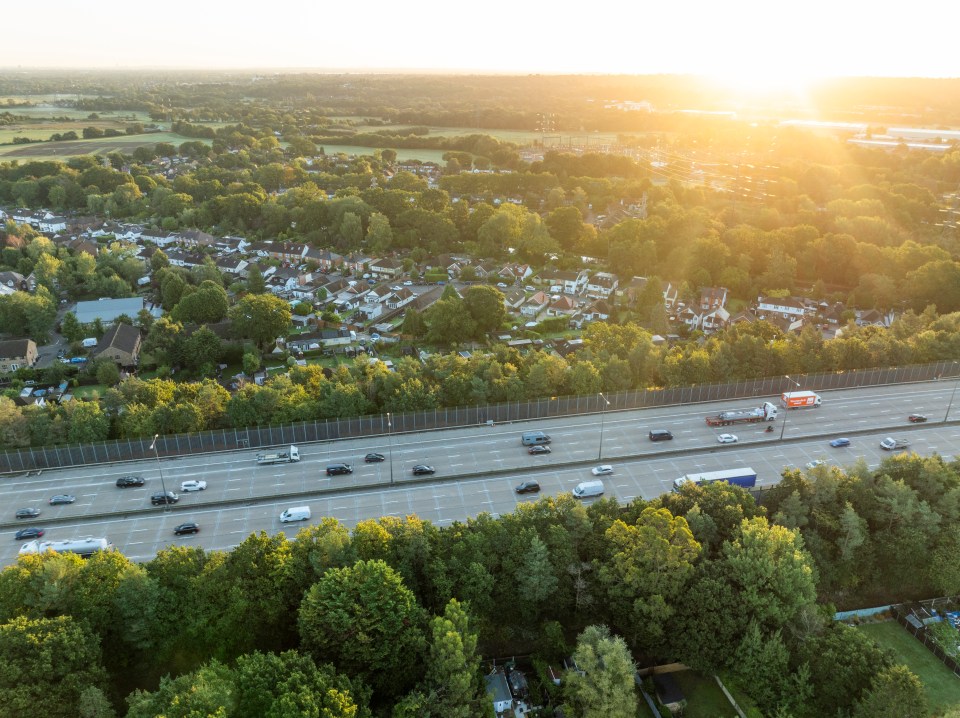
908;414;928;423
364;452;386;462
412;465;435;475
515;480;541;494
14;527;44;540
15;508;41;519
116;475;145;488
151;491;179;505
326;463;353;476
49;494;76;505
829;438;851;448
528;445;552;454
173;522;200;535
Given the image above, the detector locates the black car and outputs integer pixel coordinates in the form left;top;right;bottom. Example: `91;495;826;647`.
528;445;551;455
151;491;179;505
14;527;44;540
326;463;353;476
412;464;435;475
116;475;145;488
49;494;76;505
364;452;386;463
908;414;928;423
15;508;40;519
173;522;199;536
515;481;541;494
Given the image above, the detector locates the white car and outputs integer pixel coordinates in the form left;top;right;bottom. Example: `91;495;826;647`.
403;280;413;286
180;480;207;492
717;434;739;444
805;459;826;470
591;465;614;476
390;286;402;291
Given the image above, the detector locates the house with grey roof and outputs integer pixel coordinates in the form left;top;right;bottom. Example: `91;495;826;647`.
73;297;145;325
93;324;142;367
0;339;37;373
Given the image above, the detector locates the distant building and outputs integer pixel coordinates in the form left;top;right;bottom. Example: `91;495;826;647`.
73;297;145;325
93;324;142;367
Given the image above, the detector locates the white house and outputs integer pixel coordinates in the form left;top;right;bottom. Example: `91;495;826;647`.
543;269;589;295
585;271;619;298
757;296;807;319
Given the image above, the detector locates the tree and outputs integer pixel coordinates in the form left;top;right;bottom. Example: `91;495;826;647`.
462;285;506;335
415;599;489;718
424;297;476;346
171;280;229;324
0;615;109;718
181;327;222;373
60;311;84;344
242;351;261;377
230;294;292;352
402;307;427;338
95;360;120;387
246;264;266;294
562;625;637;718
299;559;426;697
854;665;927;718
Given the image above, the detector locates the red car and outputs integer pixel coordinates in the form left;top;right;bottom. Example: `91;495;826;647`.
908;414;928;423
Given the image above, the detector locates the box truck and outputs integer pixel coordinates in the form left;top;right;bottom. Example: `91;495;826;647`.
705;402;778;427
256;445;300;464
572;480;605;498
780;391;822;408
673;467;757;492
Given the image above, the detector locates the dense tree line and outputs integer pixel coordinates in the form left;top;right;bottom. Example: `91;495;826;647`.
2;453;950;716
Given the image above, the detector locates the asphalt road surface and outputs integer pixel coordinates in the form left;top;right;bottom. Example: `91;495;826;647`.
1;380;956;566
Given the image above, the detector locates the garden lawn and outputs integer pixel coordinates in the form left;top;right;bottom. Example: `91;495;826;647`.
859;620;960;714
71;385;106;400
671;671;739;718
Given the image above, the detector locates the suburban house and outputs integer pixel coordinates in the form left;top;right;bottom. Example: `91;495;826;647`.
387;287;416;309
266;266;300;293
93;324;142;367
856;308;891;327
547;295;579;317
497;262;533;282
369;257;404;278
700;305;731;332
502;288;526;311
304;247;343;271
585;271;619;298
215;255;249;276
165;249;205;268
544;269;589;295
757;296;807;319
699;286;729;311
484;670;513;715
342;254;374;276
38;215;67;233
520;291;551;318
0;271;29;292
581;298;612;322
178;229;218;248
266;242;308;263
140;229;178;247
662;281;680;308
0;339;38;373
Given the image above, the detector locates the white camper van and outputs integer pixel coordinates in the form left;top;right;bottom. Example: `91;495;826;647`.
279;506;311;523
572;480;605;499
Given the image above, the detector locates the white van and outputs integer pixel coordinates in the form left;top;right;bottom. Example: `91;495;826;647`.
572;480;605;499
279;506;311;523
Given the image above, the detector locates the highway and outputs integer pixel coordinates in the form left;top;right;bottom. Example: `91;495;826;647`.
1;380;957;566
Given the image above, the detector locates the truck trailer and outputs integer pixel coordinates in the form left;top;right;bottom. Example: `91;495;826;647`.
780;391;822;408
18;537;112;558
673;468;757;492
256;445;301;464
705;402;778;427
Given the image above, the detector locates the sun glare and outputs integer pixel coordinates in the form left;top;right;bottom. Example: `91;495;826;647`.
703;66;823;104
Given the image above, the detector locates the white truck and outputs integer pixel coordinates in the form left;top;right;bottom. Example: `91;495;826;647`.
18;537;111;558
256;445;300;464
780;391;822;408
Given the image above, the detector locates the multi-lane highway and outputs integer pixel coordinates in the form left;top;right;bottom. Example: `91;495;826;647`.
1;380;956;566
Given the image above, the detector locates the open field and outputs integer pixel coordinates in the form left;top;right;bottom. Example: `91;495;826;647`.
350;124;631;147
859;621;960;715
318;144;449;163
0;132;207;162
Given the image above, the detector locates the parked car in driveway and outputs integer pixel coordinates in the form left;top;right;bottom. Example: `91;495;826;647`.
591;465;614;476
49;494;75;505
15;508;41;519
830;437;851;447
180;480;207;492
14;527;44;540
412;465;435;475
173;522;200;535
515;480;541;494
116;475;145;488
908;414;928;423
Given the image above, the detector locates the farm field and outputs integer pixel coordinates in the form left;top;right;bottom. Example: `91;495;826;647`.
0;132;207;162
350;124;629;147
317;144;449;163
859;621;960;715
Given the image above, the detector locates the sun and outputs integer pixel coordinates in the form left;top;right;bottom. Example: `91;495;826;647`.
704;66;823;103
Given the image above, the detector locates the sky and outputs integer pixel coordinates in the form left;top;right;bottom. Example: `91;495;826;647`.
5;0;960;83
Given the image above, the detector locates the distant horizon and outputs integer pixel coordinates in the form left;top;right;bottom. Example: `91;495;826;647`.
6;0;960;88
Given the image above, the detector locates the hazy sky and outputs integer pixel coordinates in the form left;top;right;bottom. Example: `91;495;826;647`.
5;0;960;82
